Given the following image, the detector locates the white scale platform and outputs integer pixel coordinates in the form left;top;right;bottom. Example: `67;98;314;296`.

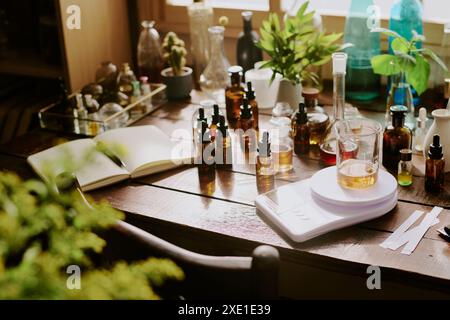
255;166;398;242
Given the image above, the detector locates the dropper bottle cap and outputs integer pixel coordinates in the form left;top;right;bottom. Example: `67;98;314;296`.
240;98;253;119
246;82;255;101
296;103;308;125
258;132;271;157
332;52;348;75
428;135;444;160
418;107;427;129
197;108;207;123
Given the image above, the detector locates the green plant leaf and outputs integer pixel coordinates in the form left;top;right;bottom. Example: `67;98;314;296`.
405;54;430;95
371;27;402;39
391;38;409;54
371;54;402;76
418;48;449;72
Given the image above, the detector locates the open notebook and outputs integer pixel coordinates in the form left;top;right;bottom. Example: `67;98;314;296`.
28;126;192;191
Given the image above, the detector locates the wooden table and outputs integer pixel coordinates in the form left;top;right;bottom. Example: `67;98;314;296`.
1;90;450;299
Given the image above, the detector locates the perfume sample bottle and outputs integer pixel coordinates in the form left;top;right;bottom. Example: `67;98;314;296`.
256;132;275;193
225;66;245;129
398;149;413;187
425;135;445;193
84;94;101;136
130;80;147;117
414;107;427;153
117;63;138;107
272;126;294;173
246;82;259;131
215;115;232;168
293;103;310;155
75;93;88;135
210;104;221;141
382;105;413;171
239;98;255;151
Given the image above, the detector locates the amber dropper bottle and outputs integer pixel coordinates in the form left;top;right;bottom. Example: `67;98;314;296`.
245;82;259;131
293;103;310;155
256;132;275;193
425;135;445;193
215;115;232;168
225;66;245;129
239;98;255;152
210;104;221;141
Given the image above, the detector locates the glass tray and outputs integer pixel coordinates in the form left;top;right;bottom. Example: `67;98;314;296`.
39;83;167;136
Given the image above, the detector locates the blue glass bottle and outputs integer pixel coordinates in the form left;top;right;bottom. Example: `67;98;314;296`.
388;0;423;106
344;0;381;101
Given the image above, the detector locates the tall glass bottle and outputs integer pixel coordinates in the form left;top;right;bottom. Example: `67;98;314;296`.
137;20;164;83
225;66;245;129
187;0;213;86
200;26;231;104
237;11;263;74
344;0;381;101
389;0;423;106
320;53;350;166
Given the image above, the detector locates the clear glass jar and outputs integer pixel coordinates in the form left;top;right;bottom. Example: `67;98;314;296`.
137;20;164;83
199;26;231;104
270;120;293;173
187;0;213;85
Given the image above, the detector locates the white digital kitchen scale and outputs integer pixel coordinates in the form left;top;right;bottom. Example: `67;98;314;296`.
255;166;398;242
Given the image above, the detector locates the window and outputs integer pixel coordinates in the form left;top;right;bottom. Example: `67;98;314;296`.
281;0;450;23
168;0;270;11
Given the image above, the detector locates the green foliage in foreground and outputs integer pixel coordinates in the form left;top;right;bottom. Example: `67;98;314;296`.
0;168;184;300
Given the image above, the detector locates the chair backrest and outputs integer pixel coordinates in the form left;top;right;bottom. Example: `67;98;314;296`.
113;221;280;299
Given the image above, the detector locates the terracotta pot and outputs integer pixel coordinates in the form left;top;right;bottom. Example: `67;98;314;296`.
161;67;193;100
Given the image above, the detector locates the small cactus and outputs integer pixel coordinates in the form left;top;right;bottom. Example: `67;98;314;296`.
162;32;187;76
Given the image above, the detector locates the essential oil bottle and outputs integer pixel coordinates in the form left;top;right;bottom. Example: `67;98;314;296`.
215;115;232;168
256;132;275;193
239;98;255;151
293;103;310;155
225;66;245;129
398;149;413;187
382;105;412;171
210;104;221;141
245;82;259;131
193;108;208;142
425;135;445;193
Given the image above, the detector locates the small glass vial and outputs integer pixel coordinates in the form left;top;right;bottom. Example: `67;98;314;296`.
225;66;245;129
239;98;256;152
215;115;232;168
75;93;87;135
256;132;275;193
245;82;259;131
293;103;310;155
425;135;445;193
382;105;412;171
272;124;293;173
398;149;413;187
414;107;427;153
84;94;102;136
130;80;147;117
117;63;137;101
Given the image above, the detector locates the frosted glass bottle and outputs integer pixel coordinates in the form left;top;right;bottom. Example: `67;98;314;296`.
137;21;164;83
187;0;213;85
344;0;381;101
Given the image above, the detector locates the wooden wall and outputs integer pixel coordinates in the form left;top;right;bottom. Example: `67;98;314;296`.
58;0;132;91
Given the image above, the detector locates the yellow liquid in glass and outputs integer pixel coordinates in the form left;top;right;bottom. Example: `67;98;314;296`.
337;159;378;190
272;145;293;173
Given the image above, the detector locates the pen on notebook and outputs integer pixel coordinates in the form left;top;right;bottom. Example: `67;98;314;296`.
96;141;127;170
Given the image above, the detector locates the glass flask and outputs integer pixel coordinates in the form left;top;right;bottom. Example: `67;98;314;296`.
344;0;381;101
200;26;231;104
137;20;164;83
237;11;263;74
387;72;414;130
187;0;213;85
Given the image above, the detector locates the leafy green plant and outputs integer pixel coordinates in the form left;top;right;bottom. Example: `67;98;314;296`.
0;148;184;300
257;1;347;85
371;28;448;95
162;32;187;76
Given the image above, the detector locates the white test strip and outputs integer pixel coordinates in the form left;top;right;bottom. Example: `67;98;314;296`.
401;207;443;255
380;210;424;249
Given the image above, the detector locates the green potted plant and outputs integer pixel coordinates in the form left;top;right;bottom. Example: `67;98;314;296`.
0;150;184;300
161;32;193;100
257;1;346;116
370;28;448;126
